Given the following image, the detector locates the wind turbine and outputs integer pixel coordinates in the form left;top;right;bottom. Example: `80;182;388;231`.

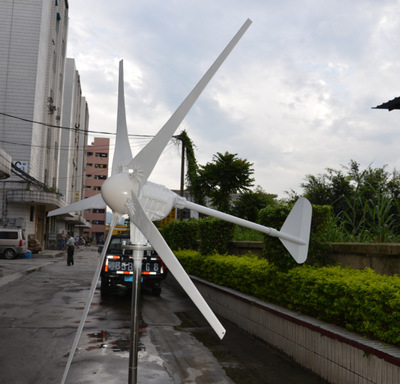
49;18;312;383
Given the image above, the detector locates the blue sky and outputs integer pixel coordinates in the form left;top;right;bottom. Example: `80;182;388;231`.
67;0;400;198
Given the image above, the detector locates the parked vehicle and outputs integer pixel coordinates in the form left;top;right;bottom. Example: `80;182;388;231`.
99;234;168;297
0;228;27;259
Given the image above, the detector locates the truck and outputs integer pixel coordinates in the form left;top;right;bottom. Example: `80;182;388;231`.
99;234;168;297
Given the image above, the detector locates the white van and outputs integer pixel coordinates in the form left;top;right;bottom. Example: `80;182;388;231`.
0;228;27;259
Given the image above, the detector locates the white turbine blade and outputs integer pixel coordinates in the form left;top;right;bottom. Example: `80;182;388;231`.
280;197;312;264
127;19;252;184
126;192;226;339
48;193;106;217
177;196;312;263
60;213;121;384
112;60;133;176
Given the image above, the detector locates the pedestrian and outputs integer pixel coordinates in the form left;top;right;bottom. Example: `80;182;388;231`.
64;233;79;266
59;231;66;250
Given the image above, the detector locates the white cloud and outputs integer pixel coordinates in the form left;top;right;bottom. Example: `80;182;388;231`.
67;0;400;197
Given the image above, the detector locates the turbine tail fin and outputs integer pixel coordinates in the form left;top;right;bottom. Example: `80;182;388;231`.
279;197;312;264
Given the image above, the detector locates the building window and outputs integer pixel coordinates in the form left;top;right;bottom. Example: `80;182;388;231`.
95;164;107;168
94;175;107;180
86;174;92;178
93;209;105;214
87;152;93;156
87;163;93;167
93;186;101;191
95;153;108;158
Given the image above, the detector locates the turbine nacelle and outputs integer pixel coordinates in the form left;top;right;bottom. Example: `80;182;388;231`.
101;171;140;214
102;171;179;220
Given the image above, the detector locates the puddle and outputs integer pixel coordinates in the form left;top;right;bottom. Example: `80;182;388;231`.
86;329;146;353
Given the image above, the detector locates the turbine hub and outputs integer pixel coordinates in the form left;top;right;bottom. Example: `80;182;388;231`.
101;172;139;214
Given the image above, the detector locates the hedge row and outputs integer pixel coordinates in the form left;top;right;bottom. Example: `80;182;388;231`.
174;250;400;346
161;217;235;255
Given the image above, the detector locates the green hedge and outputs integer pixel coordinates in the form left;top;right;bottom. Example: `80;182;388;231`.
162;217;235;255
198;218;235;255
175;250;400;346
161;219;198;250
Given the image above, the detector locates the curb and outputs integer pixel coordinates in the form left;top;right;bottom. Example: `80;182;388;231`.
32;251;65;259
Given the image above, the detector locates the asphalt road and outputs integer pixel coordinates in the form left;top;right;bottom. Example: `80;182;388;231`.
0;247;329;383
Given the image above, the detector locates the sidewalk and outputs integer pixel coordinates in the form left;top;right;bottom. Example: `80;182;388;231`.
0;248;68;288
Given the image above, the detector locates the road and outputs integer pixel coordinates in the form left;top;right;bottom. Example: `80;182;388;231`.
0;247;329;383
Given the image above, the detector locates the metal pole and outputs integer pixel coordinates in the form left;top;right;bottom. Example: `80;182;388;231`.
124;244;152;384
128;247;143;384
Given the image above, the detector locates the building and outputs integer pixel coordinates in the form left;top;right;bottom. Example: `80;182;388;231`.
55;58;90;240
83;138;109;243
0;0;70;247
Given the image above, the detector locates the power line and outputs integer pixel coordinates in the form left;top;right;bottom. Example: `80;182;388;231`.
0;111;155;138
0;137;152;152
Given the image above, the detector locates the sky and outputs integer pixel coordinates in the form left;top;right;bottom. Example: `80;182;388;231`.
66;0;400;198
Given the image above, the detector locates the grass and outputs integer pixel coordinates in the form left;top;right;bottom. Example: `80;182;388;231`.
233;226;264;242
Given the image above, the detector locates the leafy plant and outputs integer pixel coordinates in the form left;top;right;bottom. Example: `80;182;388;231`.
161;219;198;250
233;226;264;241
175;250;400;346
198;217;235;255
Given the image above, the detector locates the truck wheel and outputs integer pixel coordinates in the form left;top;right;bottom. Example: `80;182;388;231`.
152;286;162;296
101;276;111;297
3;249;16;260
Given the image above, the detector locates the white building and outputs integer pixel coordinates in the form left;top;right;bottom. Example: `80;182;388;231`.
0;0;71;248
57;58;90;237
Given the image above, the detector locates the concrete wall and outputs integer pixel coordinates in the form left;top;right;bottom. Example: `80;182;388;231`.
328;243;400;275
228;241;263;256
230;241;400;275
192;276;400;384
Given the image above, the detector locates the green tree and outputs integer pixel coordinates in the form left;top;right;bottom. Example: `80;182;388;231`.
197;152;255;212
299;160;400;242
231;186;277;222
300;168;352;217
175;130;206;205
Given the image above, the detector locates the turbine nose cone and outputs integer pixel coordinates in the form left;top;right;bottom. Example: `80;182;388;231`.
101;172;139;214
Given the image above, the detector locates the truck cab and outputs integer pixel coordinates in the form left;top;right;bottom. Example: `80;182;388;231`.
100;234;168;297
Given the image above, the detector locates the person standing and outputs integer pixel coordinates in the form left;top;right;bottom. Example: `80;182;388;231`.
59;230;66;250
64;233;79;266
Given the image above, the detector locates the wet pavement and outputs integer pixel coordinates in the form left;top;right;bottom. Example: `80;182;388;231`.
0;247;329;383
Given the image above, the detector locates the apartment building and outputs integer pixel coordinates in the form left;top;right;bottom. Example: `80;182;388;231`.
53;58;90;241
83;138;109;243
0;0;70;247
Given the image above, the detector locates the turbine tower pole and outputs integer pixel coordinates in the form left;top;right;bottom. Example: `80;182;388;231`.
125;244;152;384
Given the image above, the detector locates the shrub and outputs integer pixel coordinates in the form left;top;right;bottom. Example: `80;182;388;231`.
198;218;235;255
161;219;198;250
283;266;400;344
175;250;400;346
175;250;280;299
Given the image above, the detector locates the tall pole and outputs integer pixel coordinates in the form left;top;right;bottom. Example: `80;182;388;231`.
124;244;150;384
179;139;185;220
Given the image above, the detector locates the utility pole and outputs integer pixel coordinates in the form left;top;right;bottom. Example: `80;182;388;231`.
179;138;185;220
